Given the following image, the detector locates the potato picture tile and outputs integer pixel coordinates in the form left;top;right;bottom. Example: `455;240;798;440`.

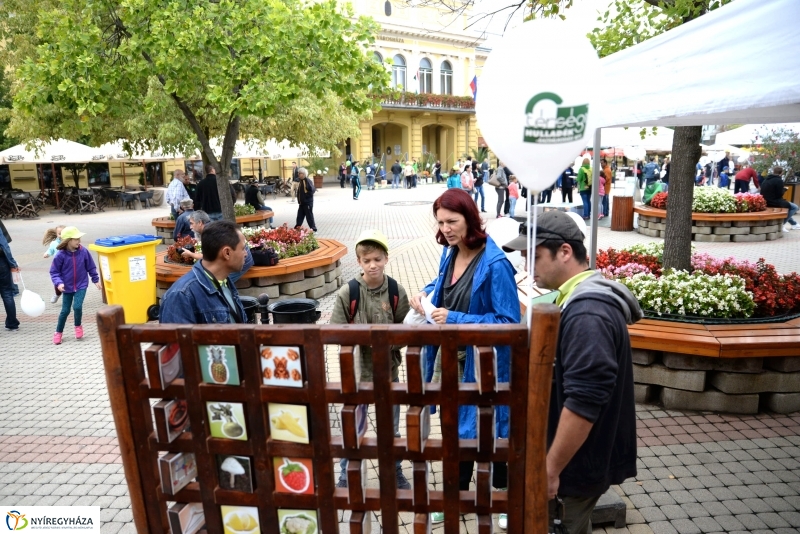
268;403;309;444
260;346;303;387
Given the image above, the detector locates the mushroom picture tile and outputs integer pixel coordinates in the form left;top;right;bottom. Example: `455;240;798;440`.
217;455;253;493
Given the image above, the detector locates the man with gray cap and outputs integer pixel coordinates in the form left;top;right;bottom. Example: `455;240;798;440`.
503;211;641;534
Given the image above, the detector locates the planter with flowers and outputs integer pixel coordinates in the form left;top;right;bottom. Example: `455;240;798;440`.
634;188;787;241
599;242;800;414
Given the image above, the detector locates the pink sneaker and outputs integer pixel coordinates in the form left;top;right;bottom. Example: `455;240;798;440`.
53;332;63;345
75;326;84;340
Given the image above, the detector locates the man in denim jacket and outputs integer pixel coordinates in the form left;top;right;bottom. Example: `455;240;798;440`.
160;220;248;325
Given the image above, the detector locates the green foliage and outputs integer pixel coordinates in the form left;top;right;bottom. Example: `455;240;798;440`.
751;127;800;178
4;0;389;178
234;204;256;217
465;147;489;163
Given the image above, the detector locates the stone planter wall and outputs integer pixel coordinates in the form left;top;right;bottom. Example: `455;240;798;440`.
633;350;800;414
637;214;784;242
153;212;273;245
156;260;343;303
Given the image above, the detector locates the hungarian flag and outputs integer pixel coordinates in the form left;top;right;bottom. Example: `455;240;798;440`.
470;76;478;100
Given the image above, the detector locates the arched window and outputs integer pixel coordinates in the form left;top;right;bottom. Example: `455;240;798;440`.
440;60;453;95
373;51;383;64
419;58;432;94
392;54;406;90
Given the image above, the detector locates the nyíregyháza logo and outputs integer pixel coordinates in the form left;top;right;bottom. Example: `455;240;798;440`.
523;92;588;144
6;511;28;531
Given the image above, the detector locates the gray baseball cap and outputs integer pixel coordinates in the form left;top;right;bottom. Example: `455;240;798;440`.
501;211;585;252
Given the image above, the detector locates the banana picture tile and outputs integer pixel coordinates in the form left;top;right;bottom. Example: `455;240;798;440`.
268;403;310;444
260;346;303;388
199;345;240;386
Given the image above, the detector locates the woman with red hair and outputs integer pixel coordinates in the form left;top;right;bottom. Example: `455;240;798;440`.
410;188;519;525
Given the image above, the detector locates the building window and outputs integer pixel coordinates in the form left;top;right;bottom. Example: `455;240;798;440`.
440;60;453;95
87;163;110;186
392;54;406;90
419;58;432;94
373;51;383;64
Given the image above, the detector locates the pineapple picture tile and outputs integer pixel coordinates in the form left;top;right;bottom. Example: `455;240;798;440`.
199;345;240;386
276;510;318;534
268;403;309;444
260;346;303;387
220;505;260;534
273;457;314;495
207;402;248;441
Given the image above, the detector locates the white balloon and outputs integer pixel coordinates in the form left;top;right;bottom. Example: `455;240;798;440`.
21;289;46;317
564;211;591;251
477;20;600;193
622;145;646;161
709;151;726;163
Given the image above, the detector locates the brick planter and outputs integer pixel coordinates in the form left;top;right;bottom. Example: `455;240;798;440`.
628;319;800;414
155;238;347;302
633;206;787;242
152;211;274;245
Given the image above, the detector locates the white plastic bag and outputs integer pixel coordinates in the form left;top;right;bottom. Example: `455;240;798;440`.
403;307;428;325
21;289;46;317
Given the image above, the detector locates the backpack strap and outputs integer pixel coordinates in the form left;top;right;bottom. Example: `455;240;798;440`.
347;277;400;322
347;278;360;324
387;276;399;316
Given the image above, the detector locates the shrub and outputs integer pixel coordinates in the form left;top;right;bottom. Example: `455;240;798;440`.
234;204;256;217
692;187;737;213
734;193;767;213
166;235;198;265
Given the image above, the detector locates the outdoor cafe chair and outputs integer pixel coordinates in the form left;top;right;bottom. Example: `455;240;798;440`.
61;189;81;214
139;190;154;209
76;189;99;214
10;192;38;219
119;192;137;210
0;194;15;219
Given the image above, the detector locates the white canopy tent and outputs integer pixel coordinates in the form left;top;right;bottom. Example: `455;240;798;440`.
0;139;100;164
584;0;800;268
714;123;800;146
597;0;800;128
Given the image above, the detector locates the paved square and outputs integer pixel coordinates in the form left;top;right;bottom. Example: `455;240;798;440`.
1;180;798;533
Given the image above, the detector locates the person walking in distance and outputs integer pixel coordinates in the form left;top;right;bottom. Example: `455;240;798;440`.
49;226;102;344
494;162;508;218
350;161;362;200
294;168;318;232
391;160;403;189
339;162;348;189
0;220;20;332
560;167;575;203
507;175;520;218
42;225;66;303
195;165;223;221
166;170;191;219
472;160;486;213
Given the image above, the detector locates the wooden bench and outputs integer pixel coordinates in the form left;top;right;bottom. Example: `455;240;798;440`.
633;204;788;222
156;239;347;283
629;319;800;358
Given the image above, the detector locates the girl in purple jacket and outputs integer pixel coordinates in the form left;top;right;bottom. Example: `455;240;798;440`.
49;226;101;345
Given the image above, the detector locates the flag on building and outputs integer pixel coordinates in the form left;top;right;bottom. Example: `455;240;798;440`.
470;76;478;100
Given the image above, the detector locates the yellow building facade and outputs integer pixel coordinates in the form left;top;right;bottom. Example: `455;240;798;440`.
343;0;486;171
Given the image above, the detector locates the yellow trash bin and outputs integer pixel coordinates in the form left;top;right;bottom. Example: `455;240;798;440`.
89;234;162;324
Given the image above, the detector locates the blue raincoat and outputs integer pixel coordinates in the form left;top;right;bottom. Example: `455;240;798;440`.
421;235;520;439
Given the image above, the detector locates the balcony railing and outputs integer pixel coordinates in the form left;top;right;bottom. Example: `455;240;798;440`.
373;92;476;112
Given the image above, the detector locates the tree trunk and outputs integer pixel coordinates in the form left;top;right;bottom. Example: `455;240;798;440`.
217;116;240;222
662;125;702;271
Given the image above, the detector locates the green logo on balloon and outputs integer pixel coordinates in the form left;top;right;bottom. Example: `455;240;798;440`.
523;92;589;144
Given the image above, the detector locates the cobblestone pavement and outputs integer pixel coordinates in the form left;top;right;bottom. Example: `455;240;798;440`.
1;180;798;534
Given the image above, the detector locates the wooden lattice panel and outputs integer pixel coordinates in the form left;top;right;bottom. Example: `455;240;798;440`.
97;306;558;534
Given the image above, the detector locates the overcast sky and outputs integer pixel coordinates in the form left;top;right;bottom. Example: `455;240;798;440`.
467;0;614;48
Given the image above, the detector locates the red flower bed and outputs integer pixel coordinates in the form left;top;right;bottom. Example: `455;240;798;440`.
596;248;663;277
650;192;668;209
734;193;767;213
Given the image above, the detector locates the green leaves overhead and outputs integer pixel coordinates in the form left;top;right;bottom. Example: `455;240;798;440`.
6;0;389;156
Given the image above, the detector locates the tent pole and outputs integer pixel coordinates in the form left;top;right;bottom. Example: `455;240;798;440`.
590;129;601;269
122;163;127;188
142;160;147;191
